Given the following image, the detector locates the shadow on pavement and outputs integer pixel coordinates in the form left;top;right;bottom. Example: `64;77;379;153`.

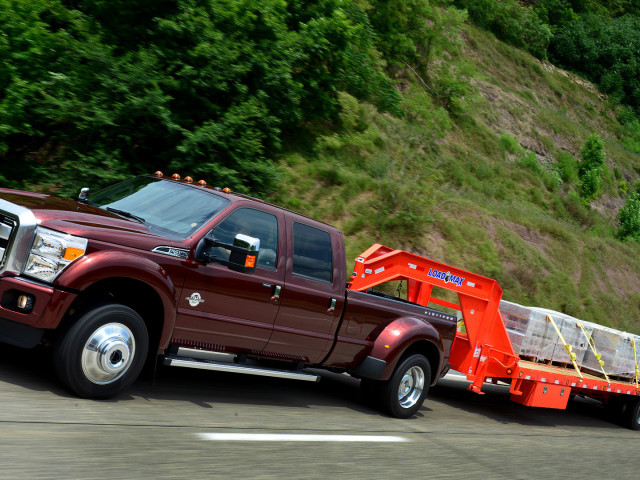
0;342;389;416
430;376;621;431
0;342;625;429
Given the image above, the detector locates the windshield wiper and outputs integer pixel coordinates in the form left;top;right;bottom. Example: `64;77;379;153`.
106;207;146;224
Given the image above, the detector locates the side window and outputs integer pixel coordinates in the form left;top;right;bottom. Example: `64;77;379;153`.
292;222;333;283
211;208;278;270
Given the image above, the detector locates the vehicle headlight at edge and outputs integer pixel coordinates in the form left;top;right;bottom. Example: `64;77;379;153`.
24;227;88;283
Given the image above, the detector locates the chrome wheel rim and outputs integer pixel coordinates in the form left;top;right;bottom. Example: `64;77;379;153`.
81;323;135;385
398;366;425;409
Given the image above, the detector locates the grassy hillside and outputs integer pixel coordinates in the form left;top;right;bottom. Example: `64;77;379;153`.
269;24;640;333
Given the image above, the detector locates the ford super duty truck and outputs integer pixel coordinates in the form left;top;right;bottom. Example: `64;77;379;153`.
0;172;456;418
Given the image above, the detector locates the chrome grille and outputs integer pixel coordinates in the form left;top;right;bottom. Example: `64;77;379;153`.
0;214;17;268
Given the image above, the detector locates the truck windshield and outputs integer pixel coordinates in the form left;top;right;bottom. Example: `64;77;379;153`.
87;177;230;238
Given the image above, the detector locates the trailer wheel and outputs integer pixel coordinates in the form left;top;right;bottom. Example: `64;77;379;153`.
54;304;149;399
379;354;431;418
604;396;626;423
620;397;640;431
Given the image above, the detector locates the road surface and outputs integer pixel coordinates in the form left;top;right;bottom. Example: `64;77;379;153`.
0;345;636;479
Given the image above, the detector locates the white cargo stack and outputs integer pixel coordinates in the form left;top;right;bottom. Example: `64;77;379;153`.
499;300;640;379
528;307;589;365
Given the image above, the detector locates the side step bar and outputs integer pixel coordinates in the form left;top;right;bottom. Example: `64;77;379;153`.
163;347;320;383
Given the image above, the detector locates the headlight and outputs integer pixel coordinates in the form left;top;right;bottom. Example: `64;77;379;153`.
24;227;88;283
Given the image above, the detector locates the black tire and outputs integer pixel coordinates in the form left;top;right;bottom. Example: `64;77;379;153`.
379;354;432;419
620;397;640;431
54;304;149;399
604;395;626;424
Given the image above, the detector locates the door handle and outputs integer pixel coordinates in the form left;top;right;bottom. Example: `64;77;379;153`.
327;298;337;313
271;285;282;301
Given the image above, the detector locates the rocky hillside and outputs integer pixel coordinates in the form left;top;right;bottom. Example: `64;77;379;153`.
271;24;640;332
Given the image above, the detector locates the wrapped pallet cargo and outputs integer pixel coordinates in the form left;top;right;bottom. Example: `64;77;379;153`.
528;307;588;365
499;300;640;379
612;334;640;378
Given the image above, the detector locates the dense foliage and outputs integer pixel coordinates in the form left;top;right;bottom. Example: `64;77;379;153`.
454;0;552;59
550;15;640;114
4;0;640;194
455;0;640;120
0;0;403;193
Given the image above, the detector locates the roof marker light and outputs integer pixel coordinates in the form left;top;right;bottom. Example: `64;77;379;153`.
172;173;181;180
223;187;232;193
185;176;193;183
197;180;207;186
154;171;163;177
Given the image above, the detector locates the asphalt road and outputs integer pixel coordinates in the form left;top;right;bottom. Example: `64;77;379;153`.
0;344;637;480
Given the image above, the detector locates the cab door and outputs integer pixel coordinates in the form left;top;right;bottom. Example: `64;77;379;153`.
264;216;346;363
175;205;285;351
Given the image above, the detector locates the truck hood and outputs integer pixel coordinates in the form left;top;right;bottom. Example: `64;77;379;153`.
0;189;183;249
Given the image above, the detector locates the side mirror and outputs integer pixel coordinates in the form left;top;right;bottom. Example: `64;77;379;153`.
228;234;260;273
78;187;90;202
195;233;260;274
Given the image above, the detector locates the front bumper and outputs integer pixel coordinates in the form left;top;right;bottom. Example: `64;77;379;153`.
0;276;77;347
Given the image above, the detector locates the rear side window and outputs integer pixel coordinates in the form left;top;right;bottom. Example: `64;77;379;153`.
292;222;332;283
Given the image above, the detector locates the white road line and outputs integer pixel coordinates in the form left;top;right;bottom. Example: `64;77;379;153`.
196;433;409;443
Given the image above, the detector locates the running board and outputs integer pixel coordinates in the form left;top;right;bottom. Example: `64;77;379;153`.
163;353;320;383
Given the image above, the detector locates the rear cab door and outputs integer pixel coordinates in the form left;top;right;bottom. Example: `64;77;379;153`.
264;214;346;364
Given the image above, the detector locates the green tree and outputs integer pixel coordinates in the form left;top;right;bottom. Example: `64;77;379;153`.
617;189;640;241
577;133;606;203
369;1;469;112
287;0;401;119
579;133;606;175
455;0;552;58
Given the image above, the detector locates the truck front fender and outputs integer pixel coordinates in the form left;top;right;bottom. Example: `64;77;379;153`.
55;250;177;351
357;316;444;382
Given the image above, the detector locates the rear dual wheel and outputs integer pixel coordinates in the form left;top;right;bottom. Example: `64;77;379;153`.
361;354;431;419
54;304;149;399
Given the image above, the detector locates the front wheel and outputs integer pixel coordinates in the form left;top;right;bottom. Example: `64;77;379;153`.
54;304;149;399
380;354;431;418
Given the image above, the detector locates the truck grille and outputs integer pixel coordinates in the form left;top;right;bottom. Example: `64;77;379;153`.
0;214;17;268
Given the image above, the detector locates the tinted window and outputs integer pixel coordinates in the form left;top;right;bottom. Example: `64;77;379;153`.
211;208;278;270
88;177;230;238
292;222;332;283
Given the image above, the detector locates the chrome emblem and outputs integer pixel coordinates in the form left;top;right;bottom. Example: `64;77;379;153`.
186;292;205;307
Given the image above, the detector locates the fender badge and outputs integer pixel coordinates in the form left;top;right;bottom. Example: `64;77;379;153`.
186;292;205;307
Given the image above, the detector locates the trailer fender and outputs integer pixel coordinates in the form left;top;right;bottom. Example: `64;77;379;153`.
356;316;444;382
55;250;177;351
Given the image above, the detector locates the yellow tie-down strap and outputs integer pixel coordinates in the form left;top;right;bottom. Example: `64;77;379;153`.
576;322;610;385
546;315;583;379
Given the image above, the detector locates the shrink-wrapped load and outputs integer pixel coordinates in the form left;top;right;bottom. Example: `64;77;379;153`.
528;308;588;365
582;323;624;376
498;300;530;355
499;300;640;380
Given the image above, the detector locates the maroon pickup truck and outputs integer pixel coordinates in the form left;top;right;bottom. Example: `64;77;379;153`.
0;173;456;418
